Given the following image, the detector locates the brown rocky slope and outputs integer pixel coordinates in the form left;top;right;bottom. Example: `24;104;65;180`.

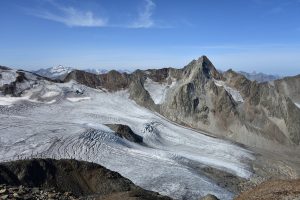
235;179;300;200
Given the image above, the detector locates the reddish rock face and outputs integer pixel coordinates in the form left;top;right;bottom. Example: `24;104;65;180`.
105;124;143;143
236;179;300;200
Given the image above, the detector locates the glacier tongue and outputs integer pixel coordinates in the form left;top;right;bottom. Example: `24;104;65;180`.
0;82;254;200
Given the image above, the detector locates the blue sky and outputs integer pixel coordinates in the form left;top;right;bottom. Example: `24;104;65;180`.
0;0;300;75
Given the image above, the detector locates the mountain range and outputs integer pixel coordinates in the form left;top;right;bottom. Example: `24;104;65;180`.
238;71;281;82
33;66;131;80
63;56;300;150
33;65;279;83
0;56;300;200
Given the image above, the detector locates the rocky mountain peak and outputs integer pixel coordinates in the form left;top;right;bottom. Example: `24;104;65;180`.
197;55;211;64
184;55;222;80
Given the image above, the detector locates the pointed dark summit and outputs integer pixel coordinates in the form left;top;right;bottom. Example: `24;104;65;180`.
184;55;221;79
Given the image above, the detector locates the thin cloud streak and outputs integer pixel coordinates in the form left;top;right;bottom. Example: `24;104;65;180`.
27;0;164;29
130;0;156;28
29;3;108;27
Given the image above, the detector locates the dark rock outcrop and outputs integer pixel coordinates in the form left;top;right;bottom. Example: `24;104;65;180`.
0;159;172;200
105;124;143;143
0;66;11;70
0;70;31;96
64;70;131;91
200;194;220;200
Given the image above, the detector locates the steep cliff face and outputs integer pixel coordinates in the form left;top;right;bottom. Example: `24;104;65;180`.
159;56;235;133
147;56;300;149
223;70;300;146
64;70;131;91
274;74;300;103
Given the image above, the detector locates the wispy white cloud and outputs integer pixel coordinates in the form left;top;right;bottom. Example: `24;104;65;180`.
29;2;108;27
130;0;156;28
27;0;166;29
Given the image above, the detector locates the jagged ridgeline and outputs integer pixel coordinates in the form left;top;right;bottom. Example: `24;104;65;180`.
62;56;300;150
1;56;300;200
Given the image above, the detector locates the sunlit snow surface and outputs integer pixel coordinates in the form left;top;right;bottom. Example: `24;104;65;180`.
0;70;17;86
214;79;244;103
49;65;73;76
144;78;176;104
0;81;254;200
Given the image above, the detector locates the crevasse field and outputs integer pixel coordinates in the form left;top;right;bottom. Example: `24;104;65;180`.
0;79;255;200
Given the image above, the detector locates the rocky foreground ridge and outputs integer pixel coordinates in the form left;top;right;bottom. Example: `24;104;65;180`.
0;159;171;200
0;184;77;200
0;159;300;200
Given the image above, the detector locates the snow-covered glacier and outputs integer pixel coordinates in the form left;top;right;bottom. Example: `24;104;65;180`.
0;80;255;200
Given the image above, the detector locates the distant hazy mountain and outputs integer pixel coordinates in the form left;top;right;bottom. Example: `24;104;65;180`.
238;71;281;82
33;65;73;80
34;66;131;79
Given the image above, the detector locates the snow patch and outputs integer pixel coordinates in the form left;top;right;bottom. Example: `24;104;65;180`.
295;102;300;108
41;91;60;98
0;70;17;86
50;65;72;75
144;78;176;104
67;97;91;102
0;96;37;106
214;79;244;103
46;99;56;104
